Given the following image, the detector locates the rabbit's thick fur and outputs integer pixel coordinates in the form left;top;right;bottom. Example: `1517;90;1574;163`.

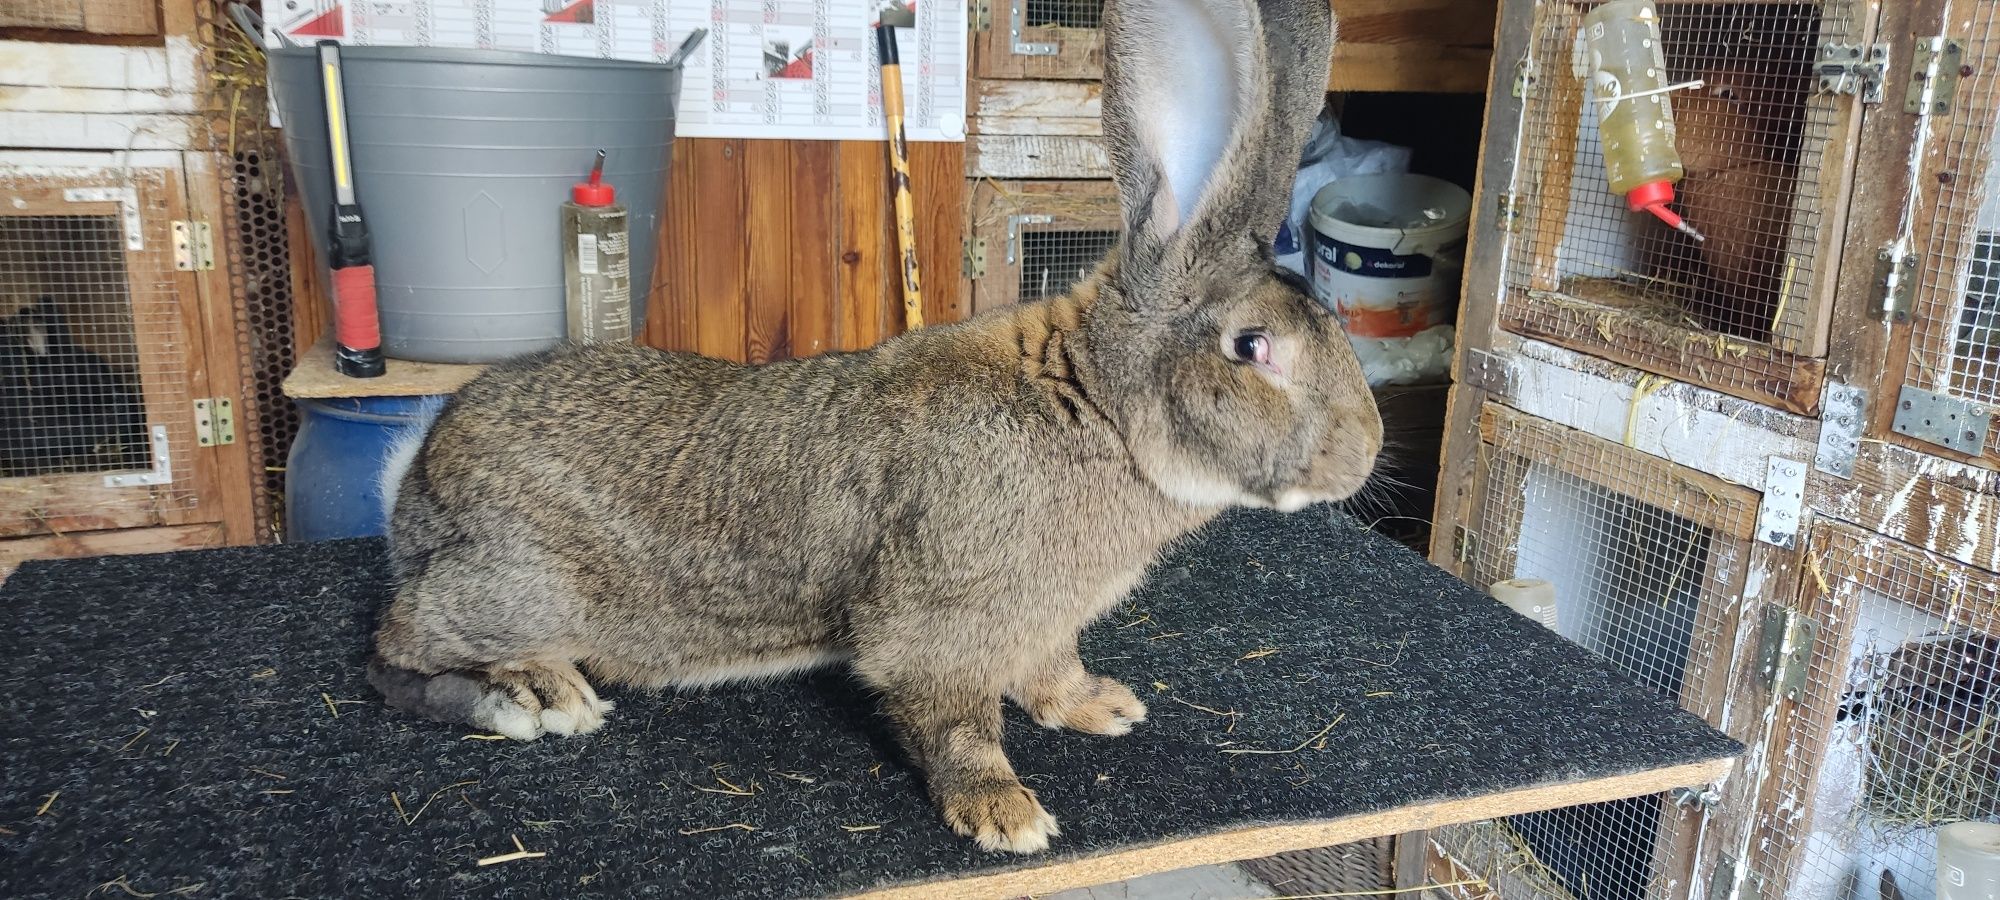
367;0;1379;854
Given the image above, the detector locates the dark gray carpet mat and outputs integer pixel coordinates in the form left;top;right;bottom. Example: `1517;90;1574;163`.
0;508;1739;899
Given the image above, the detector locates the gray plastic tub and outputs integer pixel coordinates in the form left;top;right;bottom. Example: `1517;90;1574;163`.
268;46;682;364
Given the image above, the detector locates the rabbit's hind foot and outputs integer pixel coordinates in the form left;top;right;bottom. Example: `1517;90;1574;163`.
368;655;612;741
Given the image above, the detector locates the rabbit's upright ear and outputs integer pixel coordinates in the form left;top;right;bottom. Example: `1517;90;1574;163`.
1100;0;1334;296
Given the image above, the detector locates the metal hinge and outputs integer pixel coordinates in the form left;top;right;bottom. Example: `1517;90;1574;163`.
1891;385;1992;453
1756;457;1808;549
1453;525;1477;564
1511;58;1536;99
970;0;991;31
1460;347;1513;396
1005;214;1052;265
1814;382;1867;479
1873;248;1915;322
194;398;237;446
1008;0;1055;55
172;220;214;271
103;425;173;487
1906;36;1966;115
1711;854;1767;900
1757;605;1820;700
963;238;987;279
1494;192;1522;233
1816;42;1888;103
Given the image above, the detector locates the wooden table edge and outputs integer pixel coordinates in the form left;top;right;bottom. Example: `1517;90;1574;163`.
842;754;1736;900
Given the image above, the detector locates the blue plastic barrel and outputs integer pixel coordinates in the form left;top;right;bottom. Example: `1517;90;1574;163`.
285;395;439;542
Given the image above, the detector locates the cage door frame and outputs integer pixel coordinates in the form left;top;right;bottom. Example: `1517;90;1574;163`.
966;179;1120;315
1;168;211;538
1745;518;2000;897
1494;0;1881;415
970;0;1105;81
1873;0;2000;466
1431;402;1760;899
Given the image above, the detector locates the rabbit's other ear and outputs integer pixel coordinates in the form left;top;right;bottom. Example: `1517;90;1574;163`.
1100;0;1335;290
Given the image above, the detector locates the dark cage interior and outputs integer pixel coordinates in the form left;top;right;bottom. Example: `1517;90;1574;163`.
1023;0;1103;30
1516;1;1834;348
0;216;151;479
1017;228;1116;303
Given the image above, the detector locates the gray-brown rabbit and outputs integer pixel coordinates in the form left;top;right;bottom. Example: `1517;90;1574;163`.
366;0;1379;855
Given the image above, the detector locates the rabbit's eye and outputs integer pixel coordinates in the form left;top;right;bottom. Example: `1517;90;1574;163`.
1232;331;1271;366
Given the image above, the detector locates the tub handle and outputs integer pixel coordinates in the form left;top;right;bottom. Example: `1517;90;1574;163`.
224;1;295;52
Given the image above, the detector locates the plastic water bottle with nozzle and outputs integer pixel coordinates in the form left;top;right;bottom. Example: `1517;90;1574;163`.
1582;0;1706;243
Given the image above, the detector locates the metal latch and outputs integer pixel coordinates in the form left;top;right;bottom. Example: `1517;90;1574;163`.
1891;385;1992;453
172;220;214;272
1814;382;1867;479
1906;37;1966;115
1817;42;1888;103
1671;785;1722;811
1495;192;1522;233
963;238;987;280
1005;214;1053;265
1874;248;1915;322
1756;457;1808;549
194;398;237;446
1757;606;1820;700
1009;0;1056;55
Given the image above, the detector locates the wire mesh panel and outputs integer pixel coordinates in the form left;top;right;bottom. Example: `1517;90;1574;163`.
1431;403;1760;900
1;171;201;537
1497;0;1863;414
0;0;162;34
1900;0;2000;462
966;179;1120;314
1746;521;2000;899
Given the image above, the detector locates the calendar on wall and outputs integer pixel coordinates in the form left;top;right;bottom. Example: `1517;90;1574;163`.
260;0;967;141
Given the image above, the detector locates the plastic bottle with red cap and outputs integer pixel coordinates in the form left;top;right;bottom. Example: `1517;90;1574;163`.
562;149;634;343
1583;0;1706;242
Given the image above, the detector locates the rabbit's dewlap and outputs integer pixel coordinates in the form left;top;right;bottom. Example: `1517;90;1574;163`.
363;0;1376;855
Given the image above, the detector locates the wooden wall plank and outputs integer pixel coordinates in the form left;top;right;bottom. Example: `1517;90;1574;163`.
835;139;888;350
744;140;791;363
787;141;839;359
647;136;702;351
692;139;749;362
912;141;966;329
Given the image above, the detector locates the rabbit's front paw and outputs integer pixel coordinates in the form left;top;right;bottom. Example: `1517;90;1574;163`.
484;661;614;739
941;779;1059;854
1028;676;1148;737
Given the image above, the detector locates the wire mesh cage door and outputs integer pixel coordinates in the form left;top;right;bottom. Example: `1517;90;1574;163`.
1;170;207;538
1744;520;2000;899
970;0;1106;80
1494;0;1877;415
966;180;1120;315
1428;403;1762;900
1883;0;2000;465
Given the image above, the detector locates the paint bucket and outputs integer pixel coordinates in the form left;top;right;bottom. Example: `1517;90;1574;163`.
1307;174;1472;338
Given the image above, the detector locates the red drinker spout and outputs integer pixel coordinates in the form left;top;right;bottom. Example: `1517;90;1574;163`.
1626;179;1705;242
573;149;616;207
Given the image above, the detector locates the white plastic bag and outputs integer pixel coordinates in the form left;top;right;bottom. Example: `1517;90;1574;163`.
1272;108;1415;277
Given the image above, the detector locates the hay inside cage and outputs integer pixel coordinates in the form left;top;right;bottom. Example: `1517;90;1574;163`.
1865;633;2000;827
